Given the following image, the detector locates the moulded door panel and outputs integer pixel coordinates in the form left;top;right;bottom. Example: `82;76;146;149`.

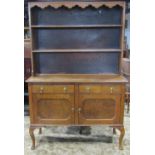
78;94;121;124
32;93;75;125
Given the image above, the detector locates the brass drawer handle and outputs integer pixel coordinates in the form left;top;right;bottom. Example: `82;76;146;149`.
86;87;90;92
40;87;44;94
78;108;81;112
110;87;113;93
63;86;67;92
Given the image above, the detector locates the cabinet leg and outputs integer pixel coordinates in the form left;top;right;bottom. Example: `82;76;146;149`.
39;128;42;134
29;127;36;150
116;126;125;150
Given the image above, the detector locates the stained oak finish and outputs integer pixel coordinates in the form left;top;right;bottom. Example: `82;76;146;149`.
28;1;125;76
27;74;127;83
78;94;121;124
29;84;75;124
24;41;31;58
24;58;31;81
31;5;122;25
27;76;127;150
31;93;75;124
31;84;74;93
27;1;126;150
28;81;125;125
24;40;31;80
79;84;122;94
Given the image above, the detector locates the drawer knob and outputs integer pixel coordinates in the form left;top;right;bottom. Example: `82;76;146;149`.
71;108;74;111
110;87;113;93
63;86;67;92
40;87;44;93
78;108;81;112
86;87;90;92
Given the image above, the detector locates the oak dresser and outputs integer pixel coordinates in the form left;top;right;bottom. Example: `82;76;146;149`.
26;0;127;150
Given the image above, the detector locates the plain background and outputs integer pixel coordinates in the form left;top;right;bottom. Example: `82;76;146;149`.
0;0;155;154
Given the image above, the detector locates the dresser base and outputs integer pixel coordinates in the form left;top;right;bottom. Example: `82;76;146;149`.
27;75;127;150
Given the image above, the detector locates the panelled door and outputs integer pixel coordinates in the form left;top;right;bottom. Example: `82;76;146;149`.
78;84;122;124
78;94;121;124
30;84;75;124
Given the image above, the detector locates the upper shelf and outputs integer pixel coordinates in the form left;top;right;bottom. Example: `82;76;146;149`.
31;24;122;28
32;49;122;53
32;27;121;49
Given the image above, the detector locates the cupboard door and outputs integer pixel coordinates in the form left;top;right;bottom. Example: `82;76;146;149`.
32;93;74;124
78;94;121;124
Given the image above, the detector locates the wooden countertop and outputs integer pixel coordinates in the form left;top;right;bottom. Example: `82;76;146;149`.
26;74;128;83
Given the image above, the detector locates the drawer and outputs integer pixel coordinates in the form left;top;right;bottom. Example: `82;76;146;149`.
79;84;121;94
31;85;74;93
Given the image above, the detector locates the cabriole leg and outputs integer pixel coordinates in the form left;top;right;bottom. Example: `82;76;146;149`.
29;127;36;150
116;126;125;150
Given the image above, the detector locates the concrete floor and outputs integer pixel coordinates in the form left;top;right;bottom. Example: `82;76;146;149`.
24;111;130;155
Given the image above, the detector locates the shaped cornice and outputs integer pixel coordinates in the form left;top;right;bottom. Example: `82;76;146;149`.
29;1;125;9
